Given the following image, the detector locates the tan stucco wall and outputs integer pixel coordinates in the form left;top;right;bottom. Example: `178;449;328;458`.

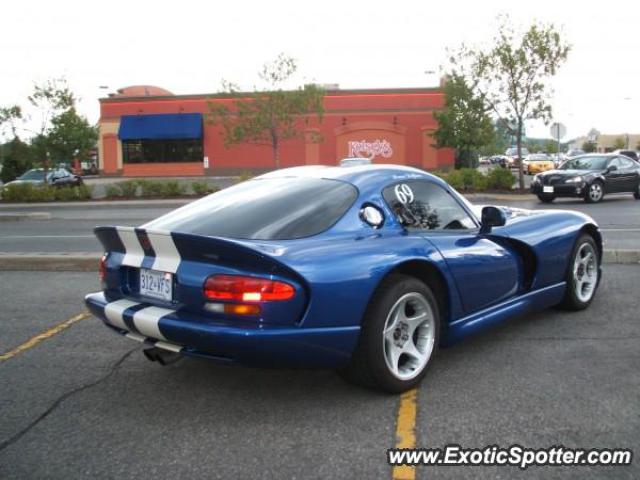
98;121;122;170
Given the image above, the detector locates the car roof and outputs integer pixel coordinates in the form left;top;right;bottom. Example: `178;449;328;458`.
256;164;447;191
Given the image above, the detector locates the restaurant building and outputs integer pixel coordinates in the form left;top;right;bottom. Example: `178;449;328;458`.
98;85;454;176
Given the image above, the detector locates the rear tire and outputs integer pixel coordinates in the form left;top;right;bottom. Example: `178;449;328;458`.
584;181;604;203
634;181;640;199
559;234;600;310
537;194;555;203
340;274;440;393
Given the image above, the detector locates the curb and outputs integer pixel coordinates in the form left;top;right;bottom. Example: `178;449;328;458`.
0;212;51;221
0;253;100;271
0;249;638;271
0;199;192;209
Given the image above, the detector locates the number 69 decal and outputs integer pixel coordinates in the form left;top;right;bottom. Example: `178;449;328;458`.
394;183;414;205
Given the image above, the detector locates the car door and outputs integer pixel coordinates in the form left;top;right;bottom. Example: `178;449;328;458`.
616;157;639;192
604;157;627;192
382;180;521;314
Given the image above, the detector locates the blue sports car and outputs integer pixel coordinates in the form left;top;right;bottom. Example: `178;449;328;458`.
85;165;602;393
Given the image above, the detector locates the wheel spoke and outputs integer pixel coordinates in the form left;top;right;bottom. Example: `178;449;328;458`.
403;340;425;363
385;342;401;376
405;311;428;334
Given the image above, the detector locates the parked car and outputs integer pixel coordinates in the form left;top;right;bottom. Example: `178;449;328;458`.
523;153;555;175
566;149;585;158
340;157;372;167
86;164;602;393
488;155;509;168
504;147;530;167
612;149;639;162
2;168;83;189
531;154;640;203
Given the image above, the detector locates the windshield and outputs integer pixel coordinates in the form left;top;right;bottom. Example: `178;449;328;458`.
506;148;530;156
529;154;549;161
143;177;358;240
18;170;46;181
560;156;609;171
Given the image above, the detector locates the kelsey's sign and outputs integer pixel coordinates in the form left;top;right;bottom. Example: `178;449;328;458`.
347;139;393;160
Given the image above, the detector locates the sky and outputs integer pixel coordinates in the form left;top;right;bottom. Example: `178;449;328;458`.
1;0;639;142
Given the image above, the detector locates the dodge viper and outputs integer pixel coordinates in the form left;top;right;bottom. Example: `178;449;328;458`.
85;165;603;392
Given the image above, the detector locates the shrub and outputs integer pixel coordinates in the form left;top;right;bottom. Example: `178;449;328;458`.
54;185;92;201
191;181;218;196
445;170;464;190
136;180;186;197
119;180;139;197
0;183;92;202
486;167;515;190
105;184;123;198
238;171;254;183
162;181;186;197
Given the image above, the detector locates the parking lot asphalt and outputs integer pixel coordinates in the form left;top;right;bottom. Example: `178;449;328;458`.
0;192;639;254
0;266;638;479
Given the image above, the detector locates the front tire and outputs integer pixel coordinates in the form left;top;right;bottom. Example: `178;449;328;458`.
559;234;600;310
585;181;604;203
634;181;640;200
341;274;440;393
537;194;555;203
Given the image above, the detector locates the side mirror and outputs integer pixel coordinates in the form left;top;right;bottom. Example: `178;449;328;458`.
606;165;617;172
480;206;507;234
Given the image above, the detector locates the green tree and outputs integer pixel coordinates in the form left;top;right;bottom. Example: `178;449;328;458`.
582;140;597;153
544;139;559;153
432;74;495;168
46;108;98;163
0;137;33;183
448;16;570;189
612;137;626;150
0;105;23;138
208;54;324;169
27;78;77;181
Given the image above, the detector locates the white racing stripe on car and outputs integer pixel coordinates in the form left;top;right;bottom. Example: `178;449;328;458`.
104;299;140;330
117;227;145;268
132;306;175;341
147;232;181;273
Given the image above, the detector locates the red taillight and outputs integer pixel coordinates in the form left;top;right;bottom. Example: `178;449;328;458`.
204;275;295;302
99;254;107;282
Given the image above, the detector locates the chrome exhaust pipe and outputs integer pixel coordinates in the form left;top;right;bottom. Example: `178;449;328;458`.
143;347;182;366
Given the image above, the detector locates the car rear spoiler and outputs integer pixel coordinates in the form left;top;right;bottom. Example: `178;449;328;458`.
94;226;302;280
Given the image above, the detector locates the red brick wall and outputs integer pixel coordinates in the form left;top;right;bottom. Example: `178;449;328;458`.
99;90;454;176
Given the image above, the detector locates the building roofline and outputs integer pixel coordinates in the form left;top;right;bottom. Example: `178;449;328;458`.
99;86;443;103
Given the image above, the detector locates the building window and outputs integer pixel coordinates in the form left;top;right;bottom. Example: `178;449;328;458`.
122;139;203;163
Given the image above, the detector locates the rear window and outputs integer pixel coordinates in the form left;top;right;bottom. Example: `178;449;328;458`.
143;177;358;240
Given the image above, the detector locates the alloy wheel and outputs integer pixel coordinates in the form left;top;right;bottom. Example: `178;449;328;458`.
382;292;435;381
573;242;598;303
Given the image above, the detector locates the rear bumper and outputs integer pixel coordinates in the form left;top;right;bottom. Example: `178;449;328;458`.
85;292;360;368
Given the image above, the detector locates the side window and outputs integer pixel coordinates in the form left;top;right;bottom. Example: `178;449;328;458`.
382;181;476;231
608;158;621;168
618;157;635;169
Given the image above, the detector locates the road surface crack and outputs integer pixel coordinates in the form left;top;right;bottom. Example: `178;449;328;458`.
0;347;137;453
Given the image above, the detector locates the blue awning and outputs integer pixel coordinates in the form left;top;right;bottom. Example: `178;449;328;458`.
118;113;203;140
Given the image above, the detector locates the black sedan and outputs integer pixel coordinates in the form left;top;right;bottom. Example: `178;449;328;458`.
531;154;640;203
3;168;83;188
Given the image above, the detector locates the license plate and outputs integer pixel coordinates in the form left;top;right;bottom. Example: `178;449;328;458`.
139;268;173;301
543;186;554;193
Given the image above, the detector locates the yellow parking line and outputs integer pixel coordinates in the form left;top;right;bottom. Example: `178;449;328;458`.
0;311;91;362
393;388;418;480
